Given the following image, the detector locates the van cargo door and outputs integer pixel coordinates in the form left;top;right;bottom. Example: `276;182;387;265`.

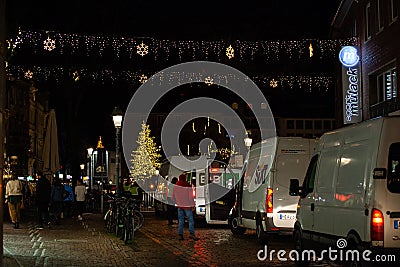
385;142;400;248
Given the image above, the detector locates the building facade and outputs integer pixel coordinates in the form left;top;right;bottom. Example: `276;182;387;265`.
331;0;399;123
4;80;49;178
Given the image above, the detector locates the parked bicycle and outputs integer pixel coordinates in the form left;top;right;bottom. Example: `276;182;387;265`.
103;193;144;244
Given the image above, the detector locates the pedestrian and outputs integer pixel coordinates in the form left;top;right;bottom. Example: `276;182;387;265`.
63;181;74;218
36;172;52;229
129;180;144;203
5;175;23;229
50;178;65;225
167;177;178;225
172;174;199;241
75;179;87;221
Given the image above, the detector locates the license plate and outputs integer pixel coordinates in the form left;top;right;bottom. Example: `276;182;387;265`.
395;220;399;229
279;214;296;220
200;207;205;212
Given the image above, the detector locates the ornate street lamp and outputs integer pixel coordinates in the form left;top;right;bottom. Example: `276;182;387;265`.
112;107;123;194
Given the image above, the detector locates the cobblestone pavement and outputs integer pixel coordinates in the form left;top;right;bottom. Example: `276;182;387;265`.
3;208;344;267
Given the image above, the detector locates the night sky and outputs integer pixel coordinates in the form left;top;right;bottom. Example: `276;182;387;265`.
6;0;342;154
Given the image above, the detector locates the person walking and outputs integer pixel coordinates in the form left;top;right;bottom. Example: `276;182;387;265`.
172;174;199;241
5;175;23;229
50;178;65;225
36;172;52;229
63;181;74;218
167;177;178;225
75;179;87;221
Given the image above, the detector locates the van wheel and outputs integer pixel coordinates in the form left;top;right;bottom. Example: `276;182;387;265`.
345;235;362;267
229;216;246;235
294;230;309;267
256;218;267;244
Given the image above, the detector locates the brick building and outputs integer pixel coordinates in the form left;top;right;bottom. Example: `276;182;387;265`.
331;0;399;123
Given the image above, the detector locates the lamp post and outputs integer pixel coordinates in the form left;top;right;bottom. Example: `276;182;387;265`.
112;107;123;194
87;147;93;189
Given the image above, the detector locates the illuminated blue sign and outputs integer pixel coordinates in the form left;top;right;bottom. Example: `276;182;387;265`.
339;46;360;67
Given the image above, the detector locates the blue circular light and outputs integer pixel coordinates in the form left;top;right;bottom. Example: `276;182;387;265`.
339;46;360;67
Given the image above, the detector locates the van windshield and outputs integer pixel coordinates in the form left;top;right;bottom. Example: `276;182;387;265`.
387;142;400;193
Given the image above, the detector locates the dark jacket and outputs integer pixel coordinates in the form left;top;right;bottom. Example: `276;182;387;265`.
172;174;195;209
36;177;51;205
51;183;65;203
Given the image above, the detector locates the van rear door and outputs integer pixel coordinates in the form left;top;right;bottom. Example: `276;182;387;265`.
205;164;237;223
384;142;400;248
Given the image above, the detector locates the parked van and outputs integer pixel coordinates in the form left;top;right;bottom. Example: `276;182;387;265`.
228;137;317;242
290;116;400;264
154;155;241;224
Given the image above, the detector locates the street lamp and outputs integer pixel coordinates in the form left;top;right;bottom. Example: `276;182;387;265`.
87;147;94;189
244;133;253;151
79;164;85;179
112;107;123;194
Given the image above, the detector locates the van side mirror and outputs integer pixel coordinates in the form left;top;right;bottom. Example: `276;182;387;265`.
289;179;300;196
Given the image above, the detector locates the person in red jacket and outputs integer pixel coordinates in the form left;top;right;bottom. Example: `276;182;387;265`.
172;174;199;241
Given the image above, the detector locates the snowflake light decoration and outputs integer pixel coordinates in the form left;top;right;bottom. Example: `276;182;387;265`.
136;42;149;56
270;78;278;88
226;45;234;59
139;74;148;84
205;76;214;86
24;70;33;80
43;37;56;51
72;71;80;82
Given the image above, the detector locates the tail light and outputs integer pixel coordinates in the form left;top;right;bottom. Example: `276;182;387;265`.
192;188;196;197
371;208;384;242
266;188;273;213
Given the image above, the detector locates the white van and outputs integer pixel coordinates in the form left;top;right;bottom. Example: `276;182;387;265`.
228;137;317;242
290;116;400;264
185;160;241;223
155;155;240;223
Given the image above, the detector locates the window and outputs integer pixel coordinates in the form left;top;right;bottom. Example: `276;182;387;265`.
323;120;332;130
301;155;319;197
365;2;372;41
377;0;384;31
353;19;357;36
390;0;399;23
387;142;400;193
314;120;322;130
305;120;313;130
287;120;294;129
373;67;397;104
296;120;304;129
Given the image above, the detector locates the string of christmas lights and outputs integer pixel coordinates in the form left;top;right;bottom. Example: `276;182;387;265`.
7;29;358;61
7;64;333;92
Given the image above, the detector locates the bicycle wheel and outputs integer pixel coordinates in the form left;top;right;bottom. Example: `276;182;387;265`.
115;208;124;237
123;215;135;244
133;210;144;231
105;210;114;233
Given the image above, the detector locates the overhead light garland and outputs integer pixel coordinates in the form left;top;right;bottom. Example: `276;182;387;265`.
7;29;357;62
6;64;333;92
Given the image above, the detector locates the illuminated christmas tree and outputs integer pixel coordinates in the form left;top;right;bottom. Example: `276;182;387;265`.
130;122;161;179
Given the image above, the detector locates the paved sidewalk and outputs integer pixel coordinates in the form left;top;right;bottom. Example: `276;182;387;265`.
3;208;187;267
